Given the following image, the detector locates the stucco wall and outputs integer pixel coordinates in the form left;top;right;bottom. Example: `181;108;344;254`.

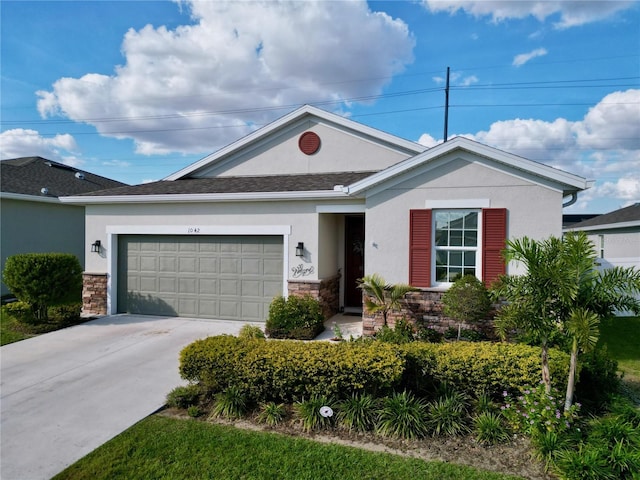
1;198;85;295
197;121;411;177
585;230;640;269
364;156;564;285
84;200;338;282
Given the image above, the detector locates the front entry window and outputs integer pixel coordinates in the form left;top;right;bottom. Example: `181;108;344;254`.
434;210;479;283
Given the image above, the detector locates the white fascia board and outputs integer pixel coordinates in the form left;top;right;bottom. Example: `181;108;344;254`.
316;203;366;213
164;105;425;181
59;190;350;205
565;220;640;232
0;192;62;204
346;136;589;195
106;224;292;235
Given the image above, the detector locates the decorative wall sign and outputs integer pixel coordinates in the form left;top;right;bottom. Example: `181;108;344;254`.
291;264;314;278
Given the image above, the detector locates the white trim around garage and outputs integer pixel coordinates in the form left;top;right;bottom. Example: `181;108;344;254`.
104;224;292;315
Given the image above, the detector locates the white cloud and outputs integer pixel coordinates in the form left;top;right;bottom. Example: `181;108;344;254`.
36;0;415;155
417;133;440;148
429;89;640;210
513;47;548;67
422;1;634;28
432;71;478;86
0;129;79;162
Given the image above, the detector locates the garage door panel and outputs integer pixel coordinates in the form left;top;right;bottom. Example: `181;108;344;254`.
199;278;218;294
264;258;282;275
220;258;240;274
179;278;197;294
242;258;262;275
178;257;197;273
199;257;218;274
158;277;177;293
118;235;283;321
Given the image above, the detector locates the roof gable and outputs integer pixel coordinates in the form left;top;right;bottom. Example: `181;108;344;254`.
0;157;127;199
164;105;426;181
344;137;591;197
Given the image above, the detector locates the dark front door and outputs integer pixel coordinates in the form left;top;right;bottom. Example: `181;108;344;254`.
344;215;365;308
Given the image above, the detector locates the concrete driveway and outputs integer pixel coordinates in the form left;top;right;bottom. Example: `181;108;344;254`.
0;314;249;480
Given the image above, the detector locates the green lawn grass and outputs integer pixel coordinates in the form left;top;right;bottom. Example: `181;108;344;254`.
53;416;522;480
599;316;640;379
0;308;34;345
598;316;640;402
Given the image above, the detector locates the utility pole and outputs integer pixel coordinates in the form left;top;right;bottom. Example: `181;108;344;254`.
443;66;450;142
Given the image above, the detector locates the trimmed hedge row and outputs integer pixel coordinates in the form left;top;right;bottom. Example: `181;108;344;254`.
179;336;570;403
400;342;569;398
180;336;404;402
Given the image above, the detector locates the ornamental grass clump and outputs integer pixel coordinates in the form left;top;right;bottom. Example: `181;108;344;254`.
427;392;470;437
257;401;287;427
336;392;377;433
294;395;335;432
473;412;511;446
376;390;427;439
210;386;248;419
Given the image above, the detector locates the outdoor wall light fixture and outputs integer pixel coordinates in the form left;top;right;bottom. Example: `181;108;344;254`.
295;242;304;257
91;240;102;253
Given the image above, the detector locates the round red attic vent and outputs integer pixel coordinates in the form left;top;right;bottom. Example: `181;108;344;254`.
299;131;321;155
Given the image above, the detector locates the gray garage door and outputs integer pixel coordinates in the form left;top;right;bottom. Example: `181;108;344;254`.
117;235;283;321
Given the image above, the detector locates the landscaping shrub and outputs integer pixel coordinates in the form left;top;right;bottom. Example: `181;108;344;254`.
574;346;620;413
501;385;581;436
442;274;492;340
374;318;415;344
166;384;204;409
179;336;404;402
399;341;570;399
2;253;82;322
265;295;325;339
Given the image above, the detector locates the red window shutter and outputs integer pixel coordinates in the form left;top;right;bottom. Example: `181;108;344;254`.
409;209;431;287
482;208;507;286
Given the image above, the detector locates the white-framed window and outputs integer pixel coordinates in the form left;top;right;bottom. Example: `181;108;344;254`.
433;210;480;284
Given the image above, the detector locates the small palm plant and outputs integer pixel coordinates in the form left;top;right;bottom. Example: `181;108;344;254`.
357;274;417;327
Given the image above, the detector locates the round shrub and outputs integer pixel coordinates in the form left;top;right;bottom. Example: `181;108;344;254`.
265;295;325;340
3;253;82;322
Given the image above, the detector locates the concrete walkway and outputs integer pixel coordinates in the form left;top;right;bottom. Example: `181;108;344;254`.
0;314;252;480
0;313;362;480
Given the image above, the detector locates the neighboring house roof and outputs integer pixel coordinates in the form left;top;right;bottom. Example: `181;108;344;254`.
1;157;127;201
565;203;640;231
563;213;600;228
164;104;427;181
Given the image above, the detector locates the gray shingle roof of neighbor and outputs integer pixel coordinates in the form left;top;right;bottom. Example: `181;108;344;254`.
568;203;640;229
1;157;127;197
70;171;378;197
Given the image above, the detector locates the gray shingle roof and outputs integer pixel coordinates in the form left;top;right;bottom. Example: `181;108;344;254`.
569;203;640;229
70;171;377;197
1;157;127;198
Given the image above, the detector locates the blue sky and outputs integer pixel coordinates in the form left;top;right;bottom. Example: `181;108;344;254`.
2;0;639;213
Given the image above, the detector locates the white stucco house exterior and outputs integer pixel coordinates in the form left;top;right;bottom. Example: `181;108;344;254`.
61;105;591;334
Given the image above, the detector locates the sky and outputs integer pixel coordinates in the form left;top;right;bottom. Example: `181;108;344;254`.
1;0;639;214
